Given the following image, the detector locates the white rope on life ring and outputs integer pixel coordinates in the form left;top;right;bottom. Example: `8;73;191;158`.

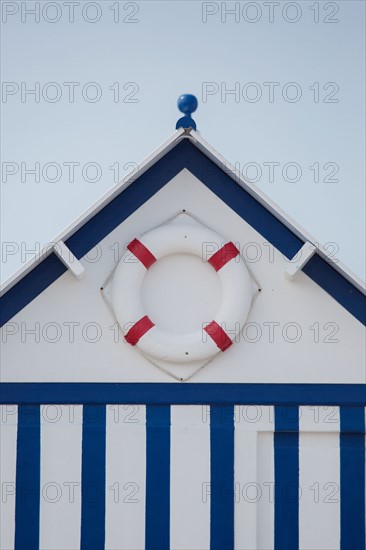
111;224;252;363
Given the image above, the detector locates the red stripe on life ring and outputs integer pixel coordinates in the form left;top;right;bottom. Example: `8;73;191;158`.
204;321;232;351
125;315;155;346
127;238;157;269
208;242;239;271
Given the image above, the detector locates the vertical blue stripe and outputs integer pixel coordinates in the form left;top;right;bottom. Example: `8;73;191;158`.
340;407;365;550
145;405;171;550
210;405;234;550
14;405;40;550
274;406;299;550
80;405;106;550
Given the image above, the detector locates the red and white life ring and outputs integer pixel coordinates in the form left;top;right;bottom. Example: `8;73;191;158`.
112;224;252;363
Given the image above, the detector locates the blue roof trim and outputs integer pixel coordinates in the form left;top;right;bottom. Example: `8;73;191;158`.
65;140;303;261
0;140;365;326
0;253;66;327
0;383;365;406
303;254;365;324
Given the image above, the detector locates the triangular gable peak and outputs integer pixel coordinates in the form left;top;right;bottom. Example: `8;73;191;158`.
1;127;365;327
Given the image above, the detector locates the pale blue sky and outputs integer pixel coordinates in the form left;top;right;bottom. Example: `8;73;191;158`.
1;0;365;282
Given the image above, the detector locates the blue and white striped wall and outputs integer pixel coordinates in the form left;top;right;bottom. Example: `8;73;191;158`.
0;384;365;550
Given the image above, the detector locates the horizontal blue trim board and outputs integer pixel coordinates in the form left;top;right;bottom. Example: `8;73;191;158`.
1;140;364;328
1;383;365;407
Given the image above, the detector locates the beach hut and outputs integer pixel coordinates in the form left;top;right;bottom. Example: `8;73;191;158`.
1;95;365;550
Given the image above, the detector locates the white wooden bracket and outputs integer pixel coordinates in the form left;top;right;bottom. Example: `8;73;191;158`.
285;241;316;281
53;240;85;280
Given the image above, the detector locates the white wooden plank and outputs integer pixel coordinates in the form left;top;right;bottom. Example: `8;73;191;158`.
234;406;275;549
39;405;82;550
170;405;210;550
299;430;340;550
0;405;18;550
257;431;274;550
105;404;146;550
300;406;340;432
234;429;258;549
234;406;274;550
235;405;274;432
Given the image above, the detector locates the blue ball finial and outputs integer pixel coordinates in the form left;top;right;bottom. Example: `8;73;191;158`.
177;94;198;116
176;94;198;130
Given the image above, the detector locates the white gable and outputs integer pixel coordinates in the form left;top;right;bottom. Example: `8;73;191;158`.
1;169;364;384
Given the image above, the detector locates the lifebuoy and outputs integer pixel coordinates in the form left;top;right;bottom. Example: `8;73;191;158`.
112;224;252;363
